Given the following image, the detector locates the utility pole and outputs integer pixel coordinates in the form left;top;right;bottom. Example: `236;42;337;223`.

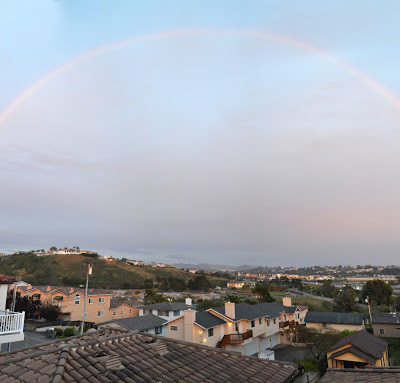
80;262;92;335
366;296;372;325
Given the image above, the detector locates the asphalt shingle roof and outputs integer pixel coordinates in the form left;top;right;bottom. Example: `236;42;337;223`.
137;301;189;311
320;368;400;383
372;312;400;324
305;311;364;325
195;311;227;329
212;302;295;321
110;298;140;309
0;329;301;382
328;330;388;360
114;314;167;331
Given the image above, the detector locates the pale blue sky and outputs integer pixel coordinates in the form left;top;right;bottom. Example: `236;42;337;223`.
1;1;400;265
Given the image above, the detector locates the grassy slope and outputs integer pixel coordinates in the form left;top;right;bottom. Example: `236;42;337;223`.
0;253;201;289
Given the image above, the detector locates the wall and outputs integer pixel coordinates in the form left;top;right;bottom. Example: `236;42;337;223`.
373;323;400;338
108;305;138;321
306;322;364;332
0;285;8;311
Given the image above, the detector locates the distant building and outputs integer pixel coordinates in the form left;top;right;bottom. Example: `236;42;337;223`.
227;282;245;289
305;311;365;332
372;312;400;338
321;367;400;382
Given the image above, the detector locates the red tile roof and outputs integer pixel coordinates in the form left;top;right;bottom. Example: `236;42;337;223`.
0;274;18;284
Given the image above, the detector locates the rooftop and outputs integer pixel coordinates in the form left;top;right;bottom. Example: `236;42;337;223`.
328;330;388;362
0;274;18;284
195;311;227;329
372;312;400;324
110;298;140;309
112;314;167;331
305;311;364;325
320;367;400;382
0;328;301;382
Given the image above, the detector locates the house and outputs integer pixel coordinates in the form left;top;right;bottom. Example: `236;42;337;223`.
227;282;245;289
372;312;400;338
98;313;167;336
165;301;301;355
0;328;303;382
15;285;137;324
320;367;400;382
305;311;364;332
0;274;24;347
327;330;389;369
137;301;190;319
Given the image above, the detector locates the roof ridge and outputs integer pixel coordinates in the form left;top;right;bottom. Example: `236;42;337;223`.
50;347;70;383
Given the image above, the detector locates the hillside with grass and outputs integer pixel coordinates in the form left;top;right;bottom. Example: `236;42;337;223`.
0;252;227;290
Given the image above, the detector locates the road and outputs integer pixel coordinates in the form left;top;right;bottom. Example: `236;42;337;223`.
288;288;333;302
0;331;54;352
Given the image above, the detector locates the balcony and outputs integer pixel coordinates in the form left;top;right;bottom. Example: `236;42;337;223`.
279;320;296;329
0;309;25;336
217;330;253;348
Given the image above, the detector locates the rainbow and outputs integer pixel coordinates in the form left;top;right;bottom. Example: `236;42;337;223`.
1;28;400;126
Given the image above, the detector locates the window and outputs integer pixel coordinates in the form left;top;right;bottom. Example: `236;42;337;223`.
121;310;124;315
267;320;270;327
396;327;400;330
322;323;327;328
273;318;276;324
98;297;105;303
259;318;262;325
97;310;104;317
251;320;255;328
155;326;162;335
75;294;80;304
235;323;239;332
208;328;214;337
173;310;180;316
129;309;132;314
113;311;116;316
88;298;93;304
380;328;385;335
171;326;178;331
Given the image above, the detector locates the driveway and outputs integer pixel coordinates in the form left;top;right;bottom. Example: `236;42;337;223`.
0;331;54;352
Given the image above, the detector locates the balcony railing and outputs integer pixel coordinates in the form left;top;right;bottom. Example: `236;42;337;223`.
217;330;253;348
279;320;296;329
0;310;25;335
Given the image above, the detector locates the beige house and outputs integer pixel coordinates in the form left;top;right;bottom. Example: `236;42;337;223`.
372;312;400;338
327;330;389;369
16;285;138;324
305;311;364;332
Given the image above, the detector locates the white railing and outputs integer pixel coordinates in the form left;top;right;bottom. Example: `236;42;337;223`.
0;309;25;335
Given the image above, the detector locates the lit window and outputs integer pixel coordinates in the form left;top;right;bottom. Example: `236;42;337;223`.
98;297;105;303
171;326;178;331
88;298;93;304
98;310;104;317
251;320;255;328
208;328;214;337
75;294;80;304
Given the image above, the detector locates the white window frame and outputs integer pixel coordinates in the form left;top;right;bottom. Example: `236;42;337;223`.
171;326;178;331
97;310;105;317
75;294;80;304
98;297;105;303
88;298;93;304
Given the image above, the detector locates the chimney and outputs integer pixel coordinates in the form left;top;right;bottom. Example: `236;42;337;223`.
183;309;196;343
225;302;235;319
282;297;292;307
69;287;75;294
185;297;192;308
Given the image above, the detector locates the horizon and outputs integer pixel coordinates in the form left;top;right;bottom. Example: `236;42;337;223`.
1;1;400;266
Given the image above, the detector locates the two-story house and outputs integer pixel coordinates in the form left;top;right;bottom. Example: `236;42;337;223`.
137;301;190;320
0;274;24;348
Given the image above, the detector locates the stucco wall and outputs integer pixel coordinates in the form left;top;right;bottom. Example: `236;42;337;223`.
373;323;400;338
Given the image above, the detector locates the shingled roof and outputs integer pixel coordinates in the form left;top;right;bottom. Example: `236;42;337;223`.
212;302;294;321
372;312;400;324
0;329;302;382
195;311;227;329
112;314;167;331
328;330;388;364
305;311;364;325
320;368;400;382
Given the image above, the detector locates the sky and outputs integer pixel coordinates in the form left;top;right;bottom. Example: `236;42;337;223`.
1;1;400;266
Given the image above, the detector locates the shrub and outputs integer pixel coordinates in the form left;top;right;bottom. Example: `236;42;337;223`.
63;327;75;337
54;328;63;337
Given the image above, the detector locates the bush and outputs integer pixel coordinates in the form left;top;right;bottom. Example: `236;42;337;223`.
63;327;75;337
54;328;63;337
39;303;61;322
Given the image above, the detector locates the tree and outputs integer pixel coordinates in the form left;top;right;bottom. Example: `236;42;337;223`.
143;289;166;305
252;282;275;303
188;275;211;291
143;279;153;289
361;279;393;306
39;303;61;322
7;293;41;318
321;280;337;298
334;286;358;312
50;246;57;251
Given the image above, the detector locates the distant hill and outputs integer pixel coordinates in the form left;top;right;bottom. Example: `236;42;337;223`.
0;252;223;290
